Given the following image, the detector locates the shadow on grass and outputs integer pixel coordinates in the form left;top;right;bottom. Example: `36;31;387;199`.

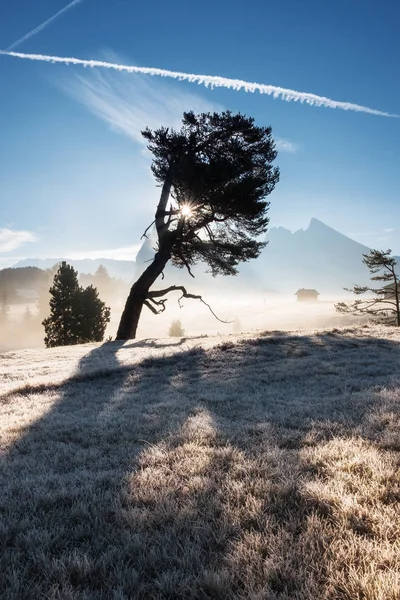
1;328;399;599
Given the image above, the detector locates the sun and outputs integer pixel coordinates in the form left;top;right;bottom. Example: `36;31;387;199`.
180;204;192;218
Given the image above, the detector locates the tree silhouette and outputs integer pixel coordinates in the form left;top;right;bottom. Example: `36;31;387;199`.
77;285;111;343
335;249;400;326
117;110;279;340
43;262;111;347
168;319;185;337
0;289;10;326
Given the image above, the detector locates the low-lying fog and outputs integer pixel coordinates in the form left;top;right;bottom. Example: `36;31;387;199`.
0;290;363;352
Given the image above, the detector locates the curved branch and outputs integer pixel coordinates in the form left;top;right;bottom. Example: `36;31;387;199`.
147;285;233;323
141;220;156;239
178;253;195;278
143;300;159;315
144;297;168;314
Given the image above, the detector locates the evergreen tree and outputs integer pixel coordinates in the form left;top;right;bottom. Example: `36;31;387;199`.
77;285;111;343
42;262;111;347
43;262;81;347
168;319;185;337
117;110;279;340
335;249;400;326
0;289;10;325
95;265;109;280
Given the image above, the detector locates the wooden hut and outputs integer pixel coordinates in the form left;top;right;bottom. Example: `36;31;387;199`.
295;288;319;303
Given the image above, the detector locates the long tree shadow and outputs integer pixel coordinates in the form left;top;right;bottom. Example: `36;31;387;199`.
1;327;399;599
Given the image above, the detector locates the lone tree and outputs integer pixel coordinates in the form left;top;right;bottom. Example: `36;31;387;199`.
117;110;279;340
168;319;185;338
43;262;111;347
335;249;400;326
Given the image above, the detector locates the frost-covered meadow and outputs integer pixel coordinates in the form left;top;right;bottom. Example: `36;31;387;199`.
1;324;399;599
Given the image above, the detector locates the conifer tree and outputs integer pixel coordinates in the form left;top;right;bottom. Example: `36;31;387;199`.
43;262;81;347
168;319;185;337
117;110;279;340
77;285;111;343
43;262;111;347
0;289;10;325
335;249;400;326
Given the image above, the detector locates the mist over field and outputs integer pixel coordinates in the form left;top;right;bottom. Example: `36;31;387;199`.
0;287;361;353
0;218;378;351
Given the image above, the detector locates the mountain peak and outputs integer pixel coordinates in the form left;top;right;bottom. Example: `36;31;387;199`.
309;217;325;227
307;218;332;231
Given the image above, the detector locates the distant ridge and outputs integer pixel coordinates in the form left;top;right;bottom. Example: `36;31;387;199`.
10;219;399;294
256;218;393;293
12;258;137;282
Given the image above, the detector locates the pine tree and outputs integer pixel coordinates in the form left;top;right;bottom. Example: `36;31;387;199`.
117;110;279;340
168;319;185;337
43;261;110;348
43;262;81;347
0;289;10;325
77;285;111;343
95;265;109;280
42;262;111;347
335;249;400;326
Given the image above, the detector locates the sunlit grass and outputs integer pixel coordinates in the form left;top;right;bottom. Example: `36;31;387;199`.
0;325;399;599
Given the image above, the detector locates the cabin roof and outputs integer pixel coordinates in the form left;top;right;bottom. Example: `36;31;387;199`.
295;288;320;295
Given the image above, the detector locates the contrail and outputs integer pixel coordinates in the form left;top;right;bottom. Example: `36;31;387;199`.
6;0;83;51
0;50;398;118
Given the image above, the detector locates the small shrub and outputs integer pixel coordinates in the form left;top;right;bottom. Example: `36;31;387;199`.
168;320;185;337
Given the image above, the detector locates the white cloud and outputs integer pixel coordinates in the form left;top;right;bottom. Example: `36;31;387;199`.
65;244;142;261
60;54;221;145
275;138;298;153
61;59;298;155
1;50;398;118
0;228;37;253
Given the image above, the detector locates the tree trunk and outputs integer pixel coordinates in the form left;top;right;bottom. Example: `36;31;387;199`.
394;279;400;327
116;235;173;340
116;173;175;340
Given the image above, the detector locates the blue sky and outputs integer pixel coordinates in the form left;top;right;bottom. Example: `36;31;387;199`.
0;0;399;266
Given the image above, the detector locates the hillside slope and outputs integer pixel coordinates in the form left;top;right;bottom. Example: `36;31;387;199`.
1;326;399;599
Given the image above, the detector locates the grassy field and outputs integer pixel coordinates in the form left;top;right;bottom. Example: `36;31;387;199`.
0;324;399;599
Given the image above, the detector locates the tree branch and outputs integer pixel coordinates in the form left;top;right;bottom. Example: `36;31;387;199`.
143;297;168;314
178;253;195;278
141;220;155;239
155;172;173;239
147;285;233;323
143;300;159;315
